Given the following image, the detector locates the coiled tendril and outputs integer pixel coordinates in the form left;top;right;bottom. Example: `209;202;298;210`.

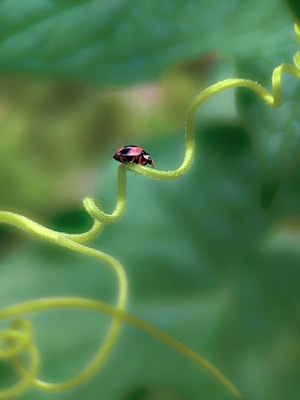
1;22;300;400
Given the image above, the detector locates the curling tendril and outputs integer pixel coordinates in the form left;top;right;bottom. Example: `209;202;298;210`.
1;21;300;400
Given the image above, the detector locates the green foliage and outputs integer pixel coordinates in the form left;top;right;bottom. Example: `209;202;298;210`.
286;0;300;23
0;1;300;400
0;0;292;86
236;56;300;209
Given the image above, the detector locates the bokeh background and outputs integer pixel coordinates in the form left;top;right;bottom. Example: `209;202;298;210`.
1;1;300;399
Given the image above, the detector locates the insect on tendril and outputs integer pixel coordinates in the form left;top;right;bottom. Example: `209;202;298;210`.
0;21;300;400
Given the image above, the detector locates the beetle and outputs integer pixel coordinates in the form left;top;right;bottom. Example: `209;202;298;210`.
113;145;155;167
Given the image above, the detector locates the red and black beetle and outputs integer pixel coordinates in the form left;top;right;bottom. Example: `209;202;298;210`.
113;145;155;167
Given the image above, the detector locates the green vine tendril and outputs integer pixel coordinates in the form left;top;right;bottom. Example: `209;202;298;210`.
1;22;300;400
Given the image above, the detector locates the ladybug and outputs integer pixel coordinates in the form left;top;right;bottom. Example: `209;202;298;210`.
113;145;155;167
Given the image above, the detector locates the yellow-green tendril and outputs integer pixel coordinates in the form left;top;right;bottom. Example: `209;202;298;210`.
0;297;241;399
0;210;128;396
122;24;300;180
1;21;300;400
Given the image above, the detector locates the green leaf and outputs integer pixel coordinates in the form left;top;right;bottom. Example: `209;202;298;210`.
285;0;300;23
0;0;293;86
236;52;300;210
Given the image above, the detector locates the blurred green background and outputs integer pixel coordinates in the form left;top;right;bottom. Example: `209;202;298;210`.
1;1;300;399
